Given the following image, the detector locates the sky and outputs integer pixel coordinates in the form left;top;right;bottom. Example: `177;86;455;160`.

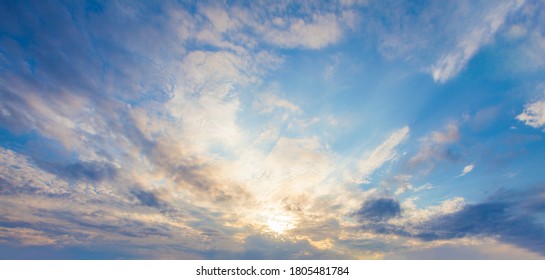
1;0;545;260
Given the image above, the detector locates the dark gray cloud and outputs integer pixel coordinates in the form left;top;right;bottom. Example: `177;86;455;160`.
356;198;401;222
131;188;164;209
60;161;117;182
353;188;545;257
416;202;509;240
415;196;545;255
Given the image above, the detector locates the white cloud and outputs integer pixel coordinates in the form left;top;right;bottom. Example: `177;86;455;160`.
202;6;236;33
229;3;356;50
254;126;280;144
0;148;70;196
458;164;475;177
352;126;410;184
262;14;343;49
430;1;523;82
413;183;433;193
397;197;466;226
259;137;334;197
517;99;545;131
255;93;302;115
367;0;523;82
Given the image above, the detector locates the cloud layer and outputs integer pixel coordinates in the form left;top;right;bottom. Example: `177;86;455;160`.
1;0;545;259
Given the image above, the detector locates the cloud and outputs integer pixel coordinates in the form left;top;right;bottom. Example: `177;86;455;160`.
1;0;543;260
415;202;545;255
517;98;545;131
356;198;401;222
0;148;71;197
501;1;545;71
430;1;520;82
352;126;409;184
408;187;545;256
457;164;475;177
261;14;343;49
130;188;165;209
366;0;523;82
349;186;545;258
322;55;340;80
251;137;335;205
0;0;399;260
205;233;351;259
410;123;460;172
229;1;357;50
0;226;57;246
254;92;302;115
59;161;118;182
430;2;516;82
431;122;459;144
430;0;524;82
386;242;545;260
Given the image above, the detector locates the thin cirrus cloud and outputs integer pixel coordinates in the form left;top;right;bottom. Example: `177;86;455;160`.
1;0;545;260
366;0;524;82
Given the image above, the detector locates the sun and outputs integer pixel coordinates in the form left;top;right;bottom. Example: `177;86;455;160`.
266;214;295;234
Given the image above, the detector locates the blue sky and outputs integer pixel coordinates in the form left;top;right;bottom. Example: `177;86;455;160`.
1;0;545;259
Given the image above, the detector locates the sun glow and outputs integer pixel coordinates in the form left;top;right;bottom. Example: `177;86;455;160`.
266;214;295;234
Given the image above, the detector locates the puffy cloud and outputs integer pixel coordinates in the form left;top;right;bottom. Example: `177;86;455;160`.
517;99;545;131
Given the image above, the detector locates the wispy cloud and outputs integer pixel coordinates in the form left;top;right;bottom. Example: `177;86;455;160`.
351;126;410;184
410;123;460;172
430;1;523;82
367;0;524;82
